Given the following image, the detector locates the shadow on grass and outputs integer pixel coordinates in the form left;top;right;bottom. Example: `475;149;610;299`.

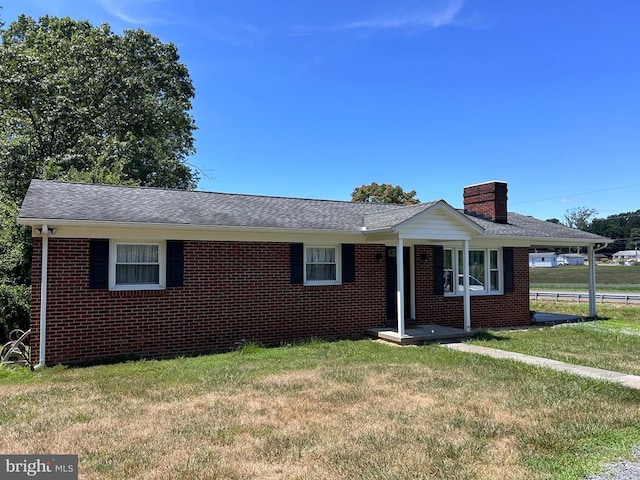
471;331;511;342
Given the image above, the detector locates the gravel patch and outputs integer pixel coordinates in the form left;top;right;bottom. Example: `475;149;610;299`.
585;446;640;480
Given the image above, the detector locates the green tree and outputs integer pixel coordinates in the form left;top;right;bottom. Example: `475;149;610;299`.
589;210;640;251
628;228;640;250
0;14;200;341
563;207;598;231
0;195;31;339
351;182;420;205
0;14;198;202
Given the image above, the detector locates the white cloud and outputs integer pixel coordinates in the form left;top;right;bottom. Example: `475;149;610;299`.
294;0;465;36
343;0;463;31
97;0;172;26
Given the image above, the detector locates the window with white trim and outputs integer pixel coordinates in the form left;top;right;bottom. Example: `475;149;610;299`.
443;249;454;293
444;247;501;295
489;249;500;291
304;246;341;285
110;241;166;290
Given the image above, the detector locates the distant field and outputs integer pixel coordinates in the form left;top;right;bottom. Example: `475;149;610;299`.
530;265;640;292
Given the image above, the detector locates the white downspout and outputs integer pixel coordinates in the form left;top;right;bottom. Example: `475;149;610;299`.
33;225;49;370
463;240;471;332
396;238;405;338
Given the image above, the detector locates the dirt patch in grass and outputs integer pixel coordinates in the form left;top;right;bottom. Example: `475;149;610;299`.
1;341;639;479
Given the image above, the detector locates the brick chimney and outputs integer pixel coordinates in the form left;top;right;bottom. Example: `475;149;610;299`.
463;181;508;224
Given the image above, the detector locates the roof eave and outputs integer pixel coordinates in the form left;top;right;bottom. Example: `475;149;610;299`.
17;217;366;237
483;234;611;246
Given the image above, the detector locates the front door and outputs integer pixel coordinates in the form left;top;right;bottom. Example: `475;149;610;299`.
385;246;411;326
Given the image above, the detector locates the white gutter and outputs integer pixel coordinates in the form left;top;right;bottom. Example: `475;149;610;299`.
33;224;49;370
16;217;366;237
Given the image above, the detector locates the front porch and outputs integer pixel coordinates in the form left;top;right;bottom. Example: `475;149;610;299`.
367;323;475;345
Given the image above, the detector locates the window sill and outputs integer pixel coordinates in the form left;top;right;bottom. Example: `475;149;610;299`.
107;289;168;297
444;291;503;297
303;283;343;290
110;284;165;292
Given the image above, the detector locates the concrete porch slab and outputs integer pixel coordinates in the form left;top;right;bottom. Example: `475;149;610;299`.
367;324;475;345
532;312;584;326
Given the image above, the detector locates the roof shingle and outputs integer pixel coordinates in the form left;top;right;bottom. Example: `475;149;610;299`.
18;180;609;243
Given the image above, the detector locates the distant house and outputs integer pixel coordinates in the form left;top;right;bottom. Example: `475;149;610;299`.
18;180;610;366
612;250;640;265
557;253;585;266
529;252;558;268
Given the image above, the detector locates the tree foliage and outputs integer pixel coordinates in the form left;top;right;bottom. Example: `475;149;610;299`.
0;193;32;342
0;14;199;202
588;210;640;251
351;182;420;205
0;14;200;340
563;207;598;231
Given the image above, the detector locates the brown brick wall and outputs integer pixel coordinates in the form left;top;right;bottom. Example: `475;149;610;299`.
414;245;531;329
30;238;531;365
31;238;388;364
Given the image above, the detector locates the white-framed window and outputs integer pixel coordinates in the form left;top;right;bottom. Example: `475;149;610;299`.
304;246;341;285
110;241;166;290
489;249;500;291
444;247;501;295
443;249;454;293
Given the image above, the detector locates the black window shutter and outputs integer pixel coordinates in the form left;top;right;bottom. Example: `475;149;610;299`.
342;244;356;283
504;247;515;293
433;246;445;295
290;243;304;284
166;240;184;288
89;239;109;289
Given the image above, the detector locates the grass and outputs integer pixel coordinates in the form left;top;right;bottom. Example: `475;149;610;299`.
530;265;640;293
1;337;639;479
471;301;640;376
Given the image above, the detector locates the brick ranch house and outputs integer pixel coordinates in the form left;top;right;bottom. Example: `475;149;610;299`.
18;179;609;366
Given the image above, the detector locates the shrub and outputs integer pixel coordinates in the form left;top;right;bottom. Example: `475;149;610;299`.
0;284;31;343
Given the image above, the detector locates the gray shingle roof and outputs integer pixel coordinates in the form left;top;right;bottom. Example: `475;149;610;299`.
18;180;610;243
467;212;608;241
18;180;409;231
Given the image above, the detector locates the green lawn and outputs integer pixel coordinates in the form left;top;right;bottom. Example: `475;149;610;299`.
470;302;640;376
530;265;640;293
1;337;639;479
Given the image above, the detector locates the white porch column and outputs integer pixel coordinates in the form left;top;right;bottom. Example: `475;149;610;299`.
396;238;405;337
463;239;471;332
588;245;597;318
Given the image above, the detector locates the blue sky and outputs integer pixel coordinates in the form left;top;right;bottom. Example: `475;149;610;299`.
2;1;640;221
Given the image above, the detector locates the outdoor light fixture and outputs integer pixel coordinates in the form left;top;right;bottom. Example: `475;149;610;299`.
36;226;57;235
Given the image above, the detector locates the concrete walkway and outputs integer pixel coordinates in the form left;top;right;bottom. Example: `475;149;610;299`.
442;343;640;390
